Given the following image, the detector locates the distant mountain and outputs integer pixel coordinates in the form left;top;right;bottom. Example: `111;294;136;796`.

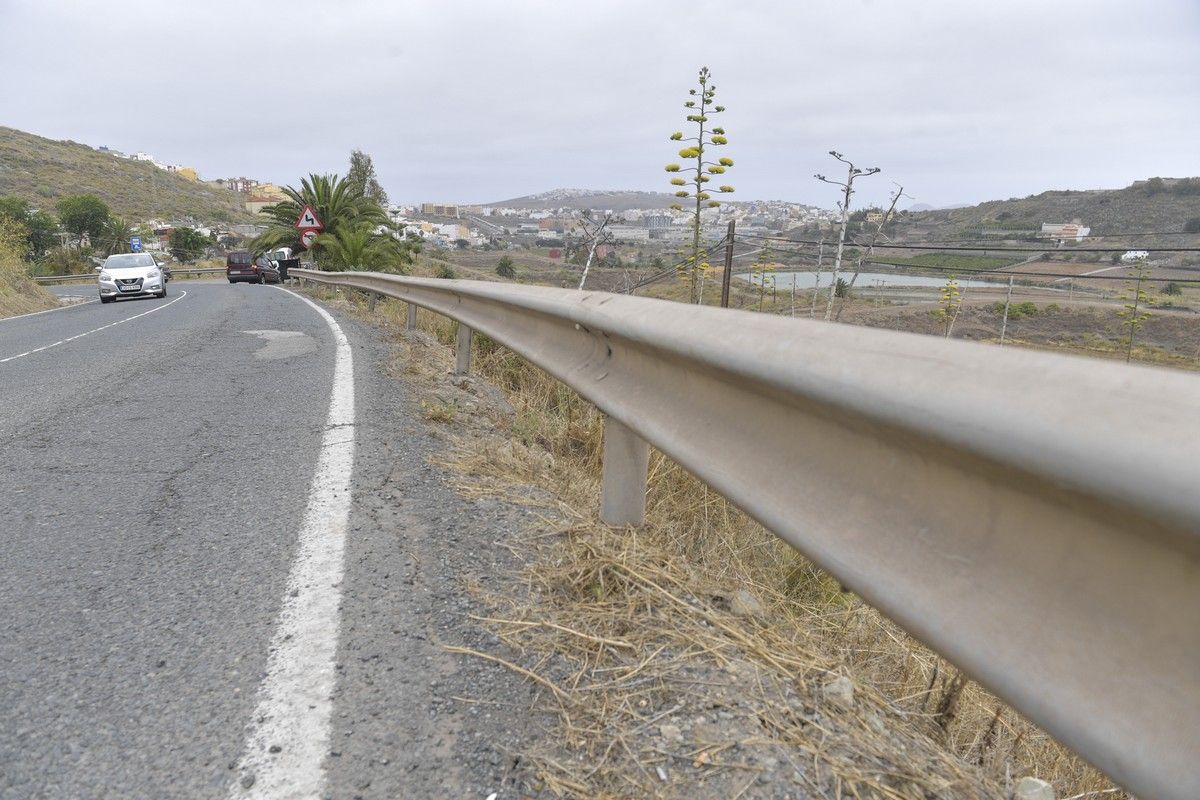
902;179;1200;238
484;188;686;212
0;126;254;222
484;187;822;213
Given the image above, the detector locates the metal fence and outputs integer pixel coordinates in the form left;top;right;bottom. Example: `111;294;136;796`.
293;268;1198;800
33;268;225;284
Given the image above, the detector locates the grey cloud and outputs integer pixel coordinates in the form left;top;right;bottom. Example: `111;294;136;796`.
1;0;1197;208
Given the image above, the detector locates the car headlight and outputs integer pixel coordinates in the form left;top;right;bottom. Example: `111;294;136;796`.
99;271;111;281
146;269;161;279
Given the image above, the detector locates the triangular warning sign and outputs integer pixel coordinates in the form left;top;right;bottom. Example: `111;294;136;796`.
294;204;324;231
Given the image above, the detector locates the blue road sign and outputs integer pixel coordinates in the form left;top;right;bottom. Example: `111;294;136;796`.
130;236;142;252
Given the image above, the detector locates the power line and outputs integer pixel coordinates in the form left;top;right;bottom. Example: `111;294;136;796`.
623;237;728;293
716;242;1198;284
899;229;1200;241
736;232;1200;254
860;260;1197;284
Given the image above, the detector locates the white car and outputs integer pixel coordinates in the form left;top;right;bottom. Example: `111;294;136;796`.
97;253;168;303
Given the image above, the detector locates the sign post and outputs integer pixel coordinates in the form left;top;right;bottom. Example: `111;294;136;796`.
294;205;324;261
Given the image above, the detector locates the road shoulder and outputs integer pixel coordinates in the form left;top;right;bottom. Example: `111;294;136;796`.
318;299;548;799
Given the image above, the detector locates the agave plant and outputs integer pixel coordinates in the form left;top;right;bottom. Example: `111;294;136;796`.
253;173;396;269
97;216;134;256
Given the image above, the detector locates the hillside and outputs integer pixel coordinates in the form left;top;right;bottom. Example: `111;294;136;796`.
0;126;254;223
902;178;1200;240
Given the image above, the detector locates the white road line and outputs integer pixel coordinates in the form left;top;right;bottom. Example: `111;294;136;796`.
0;292;188;364
0;296;99;323
229;287;356;800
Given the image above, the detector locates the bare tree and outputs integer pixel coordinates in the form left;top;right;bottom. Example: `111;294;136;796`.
809;236;825;317
835;183;906;321
815;151;880;321
574;212;613;290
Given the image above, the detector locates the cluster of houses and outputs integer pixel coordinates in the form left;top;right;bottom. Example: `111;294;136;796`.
96;146;200;182
384;196;837;254
94;142;291;215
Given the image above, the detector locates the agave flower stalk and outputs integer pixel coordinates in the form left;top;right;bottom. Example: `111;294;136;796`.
664;66;735;304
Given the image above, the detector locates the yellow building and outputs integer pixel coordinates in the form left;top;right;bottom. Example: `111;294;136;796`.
245;196;280;214
176;166;198;181
257;183;290;201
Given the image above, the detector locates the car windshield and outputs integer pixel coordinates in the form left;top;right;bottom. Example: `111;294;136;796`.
104;253;156;269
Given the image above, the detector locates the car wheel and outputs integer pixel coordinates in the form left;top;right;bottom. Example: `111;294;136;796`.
158;288;167;298
228;279;236;284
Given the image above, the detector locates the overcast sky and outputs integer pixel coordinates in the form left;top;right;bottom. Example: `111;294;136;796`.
2;0;1198;209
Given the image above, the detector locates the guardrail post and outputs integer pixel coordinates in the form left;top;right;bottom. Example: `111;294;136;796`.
455;323;473;375
368;293;378;312
406;303;417;331
600;416;649;526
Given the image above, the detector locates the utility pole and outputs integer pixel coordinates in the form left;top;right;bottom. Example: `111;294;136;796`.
719;220;736;308
1000;274;1015;345
1126;272;1143;364
815;151;880;321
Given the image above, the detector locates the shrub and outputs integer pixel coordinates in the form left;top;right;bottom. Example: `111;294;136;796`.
436;263;457;279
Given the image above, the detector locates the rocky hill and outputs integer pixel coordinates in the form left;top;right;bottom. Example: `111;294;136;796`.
0;126;253;222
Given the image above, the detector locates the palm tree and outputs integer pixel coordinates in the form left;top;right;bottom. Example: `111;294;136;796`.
315;223;413;273
252;173;395;269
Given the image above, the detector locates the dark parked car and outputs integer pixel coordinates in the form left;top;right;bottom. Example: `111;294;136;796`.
226;251;259;284
255;254;282;284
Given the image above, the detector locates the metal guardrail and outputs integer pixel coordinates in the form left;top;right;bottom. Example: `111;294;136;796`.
292;268;1199;800
33;268;225;284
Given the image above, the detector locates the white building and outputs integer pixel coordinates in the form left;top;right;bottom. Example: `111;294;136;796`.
1041;222;1091;242
608;226;650;243
1121;250;1150;262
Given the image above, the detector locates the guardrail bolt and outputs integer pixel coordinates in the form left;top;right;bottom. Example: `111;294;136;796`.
600;416;649;527
406;303;418;331
455;324;473;375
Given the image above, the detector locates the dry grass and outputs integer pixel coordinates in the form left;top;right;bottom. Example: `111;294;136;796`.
314;284;1126;799
0;125;253;222
0;235;58;319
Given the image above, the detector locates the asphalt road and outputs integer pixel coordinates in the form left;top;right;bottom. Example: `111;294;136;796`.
1;282;539;799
